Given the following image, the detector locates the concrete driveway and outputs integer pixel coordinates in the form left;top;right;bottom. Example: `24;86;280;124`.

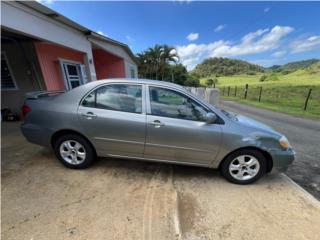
2;122;320;240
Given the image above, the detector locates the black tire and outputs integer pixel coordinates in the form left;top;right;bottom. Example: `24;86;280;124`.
54;134;95;169
220;149;267;184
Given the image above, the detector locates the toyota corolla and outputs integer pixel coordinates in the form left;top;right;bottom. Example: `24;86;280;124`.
21;79;295;184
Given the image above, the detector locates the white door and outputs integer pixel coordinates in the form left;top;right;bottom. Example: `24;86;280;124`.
60;61;83;90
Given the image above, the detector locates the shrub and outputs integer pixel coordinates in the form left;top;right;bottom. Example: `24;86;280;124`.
260;75;267;82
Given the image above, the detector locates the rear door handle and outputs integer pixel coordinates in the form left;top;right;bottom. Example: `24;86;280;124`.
149;120;165;128
82;112;97;119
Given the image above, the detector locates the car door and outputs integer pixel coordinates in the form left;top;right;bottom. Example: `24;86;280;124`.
144;86;222;165
77;83;146;158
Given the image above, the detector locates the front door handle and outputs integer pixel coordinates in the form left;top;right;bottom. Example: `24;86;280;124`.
149;120;165;128
82;112;97;119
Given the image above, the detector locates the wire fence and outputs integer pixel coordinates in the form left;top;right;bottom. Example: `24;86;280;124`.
220;84;320;115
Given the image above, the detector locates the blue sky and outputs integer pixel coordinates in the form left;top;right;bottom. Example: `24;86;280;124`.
41;1;320;70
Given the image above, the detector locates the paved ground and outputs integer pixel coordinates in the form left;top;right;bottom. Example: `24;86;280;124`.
2;122;320;240
220;100;320;200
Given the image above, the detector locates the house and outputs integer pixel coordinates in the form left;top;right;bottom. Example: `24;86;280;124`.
1;1;138;115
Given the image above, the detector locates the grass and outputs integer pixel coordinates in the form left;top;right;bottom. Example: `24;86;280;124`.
200;70;320;119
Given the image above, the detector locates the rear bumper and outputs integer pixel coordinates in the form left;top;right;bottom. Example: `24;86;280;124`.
21;123;52;148
269;148;295;172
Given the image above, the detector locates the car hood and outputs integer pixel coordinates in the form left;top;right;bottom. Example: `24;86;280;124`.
233;114;281;136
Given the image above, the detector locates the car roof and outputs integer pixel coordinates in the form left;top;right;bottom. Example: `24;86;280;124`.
85;78;186;91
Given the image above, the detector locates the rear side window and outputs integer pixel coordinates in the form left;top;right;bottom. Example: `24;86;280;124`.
82;84;142;114
82;92;95;107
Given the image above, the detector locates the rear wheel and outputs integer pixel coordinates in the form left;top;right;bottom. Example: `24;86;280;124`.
54;134;95;169
220;149;267;184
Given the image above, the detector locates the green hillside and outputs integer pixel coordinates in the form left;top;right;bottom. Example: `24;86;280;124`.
269;59;320;73
199;60;320;119
192;57;264;77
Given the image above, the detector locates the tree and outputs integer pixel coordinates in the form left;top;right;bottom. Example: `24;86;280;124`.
206;78;218;87
185;72;200;87
137;44;179;81
206;79;214;87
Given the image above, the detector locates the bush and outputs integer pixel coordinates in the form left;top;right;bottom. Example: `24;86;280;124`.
260;75;267;82
206;78;218;87
268;73;279;81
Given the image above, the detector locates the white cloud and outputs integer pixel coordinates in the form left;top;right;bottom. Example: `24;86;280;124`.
214;24;226;32
36;0;54;5
291;35;320;53
97;31;108;37
126;35;134;42
251;58;286;67
177;25;294;70
264;7;270;13
272;50;287;58
186;33;199;41
175;0;192;4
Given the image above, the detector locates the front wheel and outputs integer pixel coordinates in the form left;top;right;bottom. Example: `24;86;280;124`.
54;134;95;169
220;149;267;184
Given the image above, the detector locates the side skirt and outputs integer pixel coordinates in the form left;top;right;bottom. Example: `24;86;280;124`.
107;154;213;169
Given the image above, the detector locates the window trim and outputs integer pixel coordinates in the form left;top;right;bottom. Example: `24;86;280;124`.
59;58;83;91
1;51;18;91
146;85;212;122
130;66;136;78
79;82;146;115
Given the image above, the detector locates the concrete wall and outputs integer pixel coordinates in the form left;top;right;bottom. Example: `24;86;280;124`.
124;60;138;78
92;49;125;79
186;87;220;106
34;42;85;90
89;38;138;78
1;41;44;114
1;1;96;81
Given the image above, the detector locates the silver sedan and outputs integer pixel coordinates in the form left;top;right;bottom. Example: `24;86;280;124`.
21;79;295;184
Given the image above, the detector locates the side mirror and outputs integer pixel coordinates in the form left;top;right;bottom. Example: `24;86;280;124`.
205;112;217;124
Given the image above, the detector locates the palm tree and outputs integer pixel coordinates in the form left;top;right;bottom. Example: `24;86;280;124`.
159;45;179;80
137;44;179;80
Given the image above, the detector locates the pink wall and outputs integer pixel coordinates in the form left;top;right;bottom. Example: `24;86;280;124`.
34;42;85;90
93;49;125;80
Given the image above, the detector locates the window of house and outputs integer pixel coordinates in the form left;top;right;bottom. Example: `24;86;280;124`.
130;67;136;78
1;52;17;90
60;60;83;90
149;87;209;121
82;84;142;113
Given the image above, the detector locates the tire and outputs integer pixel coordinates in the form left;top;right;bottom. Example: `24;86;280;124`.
54;134;95;169
220;149;267;184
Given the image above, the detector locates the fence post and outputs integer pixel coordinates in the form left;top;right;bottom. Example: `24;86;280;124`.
244;84;248;99
222;87;225;96
228;86;230;96
304;88;312;111
258;86;263;102
234;86;237;97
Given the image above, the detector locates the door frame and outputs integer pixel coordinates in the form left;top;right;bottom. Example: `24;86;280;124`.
144;84;223;165
59;58;83;90
145;84;212;115
77;82;147;157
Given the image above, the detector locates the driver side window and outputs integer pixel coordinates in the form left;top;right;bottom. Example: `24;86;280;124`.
149;87;208;121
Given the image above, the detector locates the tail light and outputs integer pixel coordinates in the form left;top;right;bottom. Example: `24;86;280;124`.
22;104;31;117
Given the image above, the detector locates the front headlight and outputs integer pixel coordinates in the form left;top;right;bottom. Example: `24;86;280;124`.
279;136;290;150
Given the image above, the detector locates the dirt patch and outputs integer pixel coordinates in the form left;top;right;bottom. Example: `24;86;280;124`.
177;192;199;236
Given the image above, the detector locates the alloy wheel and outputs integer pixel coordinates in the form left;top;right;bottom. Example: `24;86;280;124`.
229;155;260;181
59;140;86;165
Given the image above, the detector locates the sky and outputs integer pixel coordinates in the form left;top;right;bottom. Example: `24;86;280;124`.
39;0;320;70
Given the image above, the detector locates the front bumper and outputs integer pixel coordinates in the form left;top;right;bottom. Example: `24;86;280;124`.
269;148;295;172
